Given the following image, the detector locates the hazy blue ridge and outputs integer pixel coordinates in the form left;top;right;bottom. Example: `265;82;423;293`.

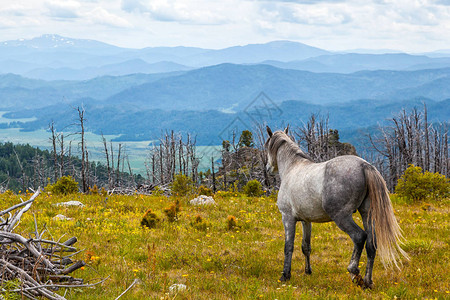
104;64;450;110
0;72;187;109
262;53;450;73
1;36;333;80
3;35;450;81
5;98;448;147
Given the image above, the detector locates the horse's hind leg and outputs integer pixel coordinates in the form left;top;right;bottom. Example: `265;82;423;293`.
359;198;376;289
301;221;312;274
332;214;367;285
280;214;297;282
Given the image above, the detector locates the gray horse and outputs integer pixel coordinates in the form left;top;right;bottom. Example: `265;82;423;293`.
265;126;408;289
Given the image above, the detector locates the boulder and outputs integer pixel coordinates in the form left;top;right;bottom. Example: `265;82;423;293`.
54;201;84;208
169;283;187;294
189;195;216;205
53;214;73;221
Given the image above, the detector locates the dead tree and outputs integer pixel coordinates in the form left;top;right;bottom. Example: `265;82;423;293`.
146;131;199;187
370;105;449;190
254;123;275;188
50;122;59;181
0;189;107;299
12;148;28;193
295;113;356;163
212;157;216;193
32;151;48;188
76;106;87;193
116;143;122;187
59;133;65;178
102;134;112;189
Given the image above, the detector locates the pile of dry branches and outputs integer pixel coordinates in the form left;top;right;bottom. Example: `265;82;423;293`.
0;189;98;300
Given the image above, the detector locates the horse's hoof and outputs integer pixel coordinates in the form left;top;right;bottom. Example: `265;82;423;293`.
351;274;364;287
279;273;291;282
363;283;374;290
305;267;312;275
363;278;374;290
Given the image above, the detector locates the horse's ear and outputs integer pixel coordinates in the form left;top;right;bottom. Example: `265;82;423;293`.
284;125;290;134
266;126;273;137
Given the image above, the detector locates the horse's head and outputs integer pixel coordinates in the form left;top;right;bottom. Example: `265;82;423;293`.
265;125;289;173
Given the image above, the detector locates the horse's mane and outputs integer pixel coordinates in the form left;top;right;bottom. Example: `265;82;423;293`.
266;131;312;163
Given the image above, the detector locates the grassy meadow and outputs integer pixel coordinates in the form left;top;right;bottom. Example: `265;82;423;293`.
1;191;449;299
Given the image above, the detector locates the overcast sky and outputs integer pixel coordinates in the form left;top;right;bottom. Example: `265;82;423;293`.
1;0;449;52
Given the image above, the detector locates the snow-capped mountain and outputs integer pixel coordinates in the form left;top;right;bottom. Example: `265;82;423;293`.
0;34;120;50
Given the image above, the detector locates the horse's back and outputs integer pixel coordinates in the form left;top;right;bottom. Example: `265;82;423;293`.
278;155;368;222
322;155;368;217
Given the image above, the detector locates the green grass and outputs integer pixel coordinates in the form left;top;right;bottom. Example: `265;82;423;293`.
1;191;449;299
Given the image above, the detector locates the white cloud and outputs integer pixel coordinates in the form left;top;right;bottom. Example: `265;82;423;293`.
121;0;231;25
255;0;346;3
258;1;352;26
0;0;449;51
86;7;132;27
433;0;450;5
44;0;81;18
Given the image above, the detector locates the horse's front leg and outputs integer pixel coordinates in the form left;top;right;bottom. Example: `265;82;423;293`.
301;221;312;275
280;214;297;282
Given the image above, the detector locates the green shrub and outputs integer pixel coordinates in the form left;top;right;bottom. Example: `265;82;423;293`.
198;185;213;196
89;185;99;195
395;165;449;202
171;174;194;196
151;186;164;196
164;199;181;222
141;209;160;229
100;187;108;197
46;176;79;195
227;215;237;230
243;179;264;197
191;214;207;231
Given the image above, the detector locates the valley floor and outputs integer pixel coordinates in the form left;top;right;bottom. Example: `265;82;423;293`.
2;191;449;299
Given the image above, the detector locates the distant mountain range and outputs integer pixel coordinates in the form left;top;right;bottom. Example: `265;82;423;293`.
1;64;450;111
105;64;450;110
2;34;450;80
262;53;450;73
0;34;449;150
0;35;329;80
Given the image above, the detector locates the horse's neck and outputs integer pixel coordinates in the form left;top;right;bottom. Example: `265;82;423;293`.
277;145;310;179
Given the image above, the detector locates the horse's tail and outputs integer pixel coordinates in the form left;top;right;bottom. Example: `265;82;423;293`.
364;164;409;269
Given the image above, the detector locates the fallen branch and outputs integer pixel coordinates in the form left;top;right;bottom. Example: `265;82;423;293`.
5;189;41;232
0;188;99;299
115;278;139;300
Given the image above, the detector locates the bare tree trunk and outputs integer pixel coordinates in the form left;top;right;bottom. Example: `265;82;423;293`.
424;104;430;170
68;141;74;178
159;144;164;185
102;134;111;189
59;133;64;178
13;148;27;193
86;151;90;189
116;143;122;187
127;156;134;187
152;154;155;185
76;107;87;193
110;142;115;185
50;122;58;182
212;157;216;193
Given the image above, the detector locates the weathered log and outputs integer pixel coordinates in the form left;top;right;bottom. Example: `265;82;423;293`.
5;189;41;232
61;260;86;275
0;189;101;300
